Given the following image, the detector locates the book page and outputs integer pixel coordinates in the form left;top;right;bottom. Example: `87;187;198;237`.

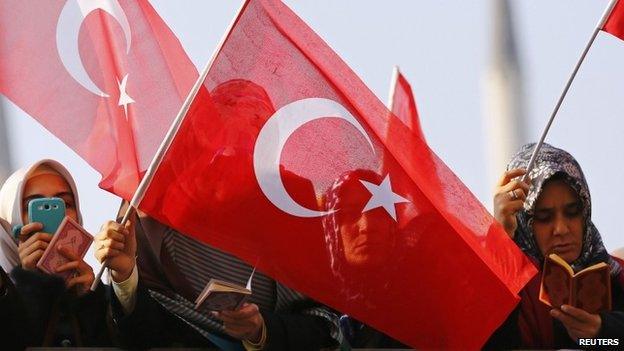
540;261;571;308
573;268;611;314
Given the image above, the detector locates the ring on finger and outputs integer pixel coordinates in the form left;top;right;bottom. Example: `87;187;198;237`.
508;189;518;200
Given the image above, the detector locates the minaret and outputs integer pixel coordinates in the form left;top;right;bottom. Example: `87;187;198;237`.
0;102;12;183
484;0;526;189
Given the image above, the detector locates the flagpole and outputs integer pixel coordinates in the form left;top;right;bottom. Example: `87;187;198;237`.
91;0;251;291
387;65;400;110
521;0;619;182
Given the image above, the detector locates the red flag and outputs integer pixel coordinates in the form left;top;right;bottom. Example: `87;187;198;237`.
603;0;624;40
139;0;536;348
388;67;425;141
0;0;197;200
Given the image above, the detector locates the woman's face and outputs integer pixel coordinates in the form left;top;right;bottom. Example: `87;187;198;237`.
21;173;77;224
338;206;395;269
532;179;584;263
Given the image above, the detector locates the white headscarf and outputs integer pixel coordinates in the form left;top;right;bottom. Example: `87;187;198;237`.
0;159;82;273
0;217;13;274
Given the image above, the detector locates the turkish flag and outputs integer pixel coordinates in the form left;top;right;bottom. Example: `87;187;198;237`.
139;0;536;349
388;67;425;141
604;0;624;40
0;0;197;200
384;67;436;222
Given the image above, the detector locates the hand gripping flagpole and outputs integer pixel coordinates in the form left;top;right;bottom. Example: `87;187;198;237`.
521;0;619;182
91;0;251;291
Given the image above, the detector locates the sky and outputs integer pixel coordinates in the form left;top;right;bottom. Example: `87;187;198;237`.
2;0;624;271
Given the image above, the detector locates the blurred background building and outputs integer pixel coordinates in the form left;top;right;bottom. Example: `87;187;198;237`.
483;0;526;192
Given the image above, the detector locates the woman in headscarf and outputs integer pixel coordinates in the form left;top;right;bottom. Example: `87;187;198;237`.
322;169;416;349
487;143;624;349
322;170;399;301
0;159;113;347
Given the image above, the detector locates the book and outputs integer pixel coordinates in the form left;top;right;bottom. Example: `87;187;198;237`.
539;253;611;314
195;267;255;312
36;216;93;280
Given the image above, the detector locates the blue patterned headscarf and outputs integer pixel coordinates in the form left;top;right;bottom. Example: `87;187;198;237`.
507;143;621;276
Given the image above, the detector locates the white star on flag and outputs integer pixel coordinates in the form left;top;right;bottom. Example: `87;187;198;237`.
117;73;135;119
360;174;410;221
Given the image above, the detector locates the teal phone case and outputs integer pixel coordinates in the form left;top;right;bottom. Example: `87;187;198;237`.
28;197;66;234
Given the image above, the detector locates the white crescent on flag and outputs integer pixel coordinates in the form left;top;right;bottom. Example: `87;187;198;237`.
56;0;131;97
253;98;376;218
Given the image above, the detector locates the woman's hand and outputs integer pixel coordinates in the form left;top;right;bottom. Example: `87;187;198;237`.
493;168;530;238
56;246;95;296
17;222;52;270
94;220;136;283
550;305;601;340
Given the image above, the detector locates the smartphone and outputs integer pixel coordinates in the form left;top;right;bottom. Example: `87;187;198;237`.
28;197;66;235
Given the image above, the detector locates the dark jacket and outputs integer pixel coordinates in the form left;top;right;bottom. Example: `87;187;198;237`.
110;281;334;350
0;267;29;350
340;316;408;349
108;204;338;350
11;267;113;347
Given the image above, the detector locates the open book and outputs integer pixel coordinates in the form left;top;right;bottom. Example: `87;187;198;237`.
195;268;255;312
539;253;611;314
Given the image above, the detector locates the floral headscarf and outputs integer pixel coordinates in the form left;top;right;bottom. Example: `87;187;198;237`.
507;143;621;275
